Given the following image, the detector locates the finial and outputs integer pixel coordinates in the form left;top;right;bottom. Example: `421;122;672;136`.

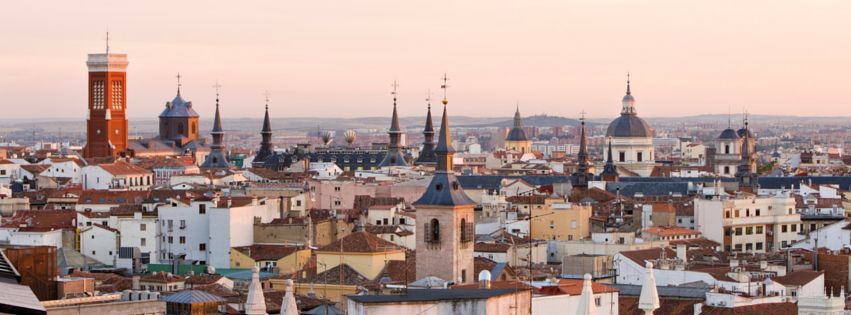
105;29;110;54
176;73;183;95
425;90;432;109
579;110;587;123
264;90;271;110
441;73;449;105
391;80;399;106
212;80;222;107
626;72;631;95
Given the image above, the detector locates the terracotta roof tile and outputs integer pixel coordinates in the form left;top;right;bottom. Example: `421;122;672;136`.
232;244;302;261
316;231;403;253
771;270;822;286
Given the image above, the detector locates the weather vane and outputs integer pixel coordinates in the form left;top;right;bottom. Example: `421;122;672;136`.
212;80;221;105
391;80;399;106
264;90;271;109
440;73;449;105
425;90;432;108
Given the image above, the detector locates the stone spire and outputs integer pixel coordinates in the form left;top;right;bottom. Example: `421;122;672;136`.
572;117;593;187
245;267;267;315
254;94;274;165
201;87;230;169
379;81;408;167
279;279;298;315
601;139;619;181
638;262;660;315
414;92;437;165
576;274;598;315
506;104;529;142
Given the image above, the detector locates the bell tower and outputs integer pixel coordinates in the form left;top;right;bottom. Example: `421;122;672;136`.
83;33;129;159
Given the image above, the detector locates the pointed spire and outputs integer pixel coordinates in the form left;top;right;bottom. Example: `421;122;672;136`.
626;72;631;95
415;90;437;165
435;102;454;171
212;97;223;134
513;104;523;129
639;262;660;315
576;274;598;315
245;267;267;315
262;91;272;134
424;91;434;133
280;279;298;315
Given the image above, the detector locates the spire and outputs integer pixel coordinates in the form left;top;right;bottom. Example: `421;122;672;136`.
573;112;593;187
415;90;436;165
280;279;298;315
626;72;631;95
424;91;434;133
413;73;475;206
513;104;523;129
621;73;637;115
378;80;408;167
262;91;272;134
576;274;598;315
638;262;660;315
176;73;183;96
245;267;267;315
506;103;529;142
201;82;230;169
601;139;619;181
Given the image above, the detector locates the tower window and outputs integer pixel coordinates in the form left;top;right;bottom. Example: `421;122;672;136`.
426;218;440;243
724;144;730;154
619;152;625;162
93;80;105;109
637;151;643;162
112;81;123;110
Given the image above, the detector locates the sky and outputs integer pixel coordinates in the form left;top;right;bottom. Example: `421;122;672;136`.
1;1;850;120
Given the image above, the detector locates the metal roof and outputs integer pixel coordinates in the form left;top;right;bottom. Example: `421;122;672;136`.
606;113;652;138
606;182;689;197
162;290;226;304
607;283;709;299
159;94;200;118
0;281;46;314
718;128;739;140
346;288;523;303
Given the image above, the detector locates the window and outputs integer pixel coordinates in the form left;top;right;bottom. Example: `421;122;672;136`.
734;244;742;251
199;243;206;251
619;152;625;162
755;209;761;216
168;236;173;244
199;204;206;214
295;200;302;207
724;145;730;154
637;151;643;162
140;224;146;231
756;226;763;234
425;219;440;243
595;297;601;306
460;218;467;241
724;166;730;174
725;211;730;219
746;227;753;235
745;243;753;251
745;209;750;217
334;186;341;192
92;250;96;255
177;122;184;135
461;269;467;283
755;242;763;250
735;227;742;236
91;235;95;239
782;241;788;248
141;238;147;246
179;236;186;244
735;209;740;217
781;225;788;233
180;220;186;229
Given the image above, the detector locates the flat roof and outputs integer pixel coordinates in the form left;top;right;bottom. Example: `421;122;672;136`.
346;288;524;303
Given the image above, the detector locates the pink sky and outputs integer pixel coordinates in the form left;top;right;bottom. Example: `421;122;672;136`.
1;1;850;120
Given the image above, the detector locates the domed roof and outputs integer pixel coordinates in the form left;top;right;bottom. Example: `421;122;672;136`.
718;128;739;140
506;107;529;141
606;114;652;138
160;93;200;118
737;127;753;138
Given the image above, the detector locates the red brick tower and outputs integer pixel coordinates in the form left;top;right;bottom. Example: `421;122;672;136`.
83;36;129;159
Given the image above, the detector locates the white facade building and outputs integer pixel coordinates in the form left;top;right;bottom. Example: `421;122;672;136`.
694;193;801;253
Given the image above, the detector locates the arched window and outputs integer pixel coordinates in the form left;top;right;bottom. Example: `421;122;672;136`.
460;218;467;242
191;123;196;134
430;219;440;243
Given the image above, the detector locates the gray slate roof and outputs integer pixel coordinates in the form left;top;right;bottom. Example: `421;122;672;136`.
606;113;652;138
162;290;226;304
346;288;523;303
606;283;709;299
159;94;199;118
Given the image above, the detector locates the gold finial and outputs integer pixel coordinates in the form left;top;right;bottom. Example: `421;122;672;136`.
440;73;449;105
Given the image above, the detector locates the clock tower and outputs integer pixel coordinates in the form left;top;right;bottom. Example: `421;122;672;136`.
83;35;129;159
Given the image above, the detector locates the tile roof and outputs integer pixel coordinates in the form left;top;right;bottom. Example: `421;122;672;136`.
619;247;677;267
535;278;618;295
79;190;149;205
316;231;403;253
98;161;152;176
346;288;526;303
770;270;822;286
141;272;185;283
700;302;798;314
643;226;701;237
185;274;225;286
474;242;512;253
232;244;302;261
301;264;373;287
0;209;76;230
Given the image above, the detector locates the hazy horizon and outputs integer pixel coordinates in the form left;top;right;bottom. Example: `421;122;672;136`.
2;1;850;120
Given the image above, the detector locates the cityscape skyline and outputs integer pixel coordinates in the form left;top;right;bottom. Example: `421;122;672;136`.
2;1;851;119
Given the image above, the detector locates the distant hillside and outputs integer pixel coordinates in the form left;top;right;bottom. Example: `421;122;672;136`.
461;114;588;128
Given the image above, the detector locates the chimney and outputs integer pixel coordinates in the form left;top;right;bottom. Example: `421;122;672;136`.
132;276;140;290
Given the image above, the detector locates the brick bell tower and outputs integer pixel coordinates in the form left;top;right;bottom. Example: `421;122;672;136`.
83;33;129;159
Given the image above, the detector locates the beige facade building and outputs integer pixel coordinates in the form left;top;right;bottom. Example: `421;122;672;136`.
530;198;592;241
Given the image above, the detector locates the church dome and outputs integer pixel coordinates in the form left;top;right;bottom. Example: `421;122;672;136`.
506;127;529;141
718;128;739;140
606;114;652;138
159;93;200;118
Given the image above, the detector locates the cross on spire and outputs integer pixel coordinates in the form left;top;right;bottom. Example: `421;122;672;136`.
264;90;271;109
579;110;587;122
391;80;399;106
425;89;432;108
212;80;222;106
440;73;449;105
177;73;183;95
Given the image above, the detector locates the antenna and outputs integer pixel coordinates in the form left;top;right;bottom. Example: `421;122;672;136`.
105;30;110;54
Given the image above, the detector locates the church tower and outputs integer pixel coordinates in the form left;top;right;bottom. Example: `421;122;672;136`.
414;75;476;285
83;34;129;159
201;88;229;170
505;106;532;153
414;94;436;165
378;81;409;168
572;116;593;187
253;95;274;166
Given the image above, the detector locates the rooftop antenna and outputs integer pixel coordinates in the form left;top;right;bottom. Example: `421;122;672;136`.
105;29;110;54
728;106;732;129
